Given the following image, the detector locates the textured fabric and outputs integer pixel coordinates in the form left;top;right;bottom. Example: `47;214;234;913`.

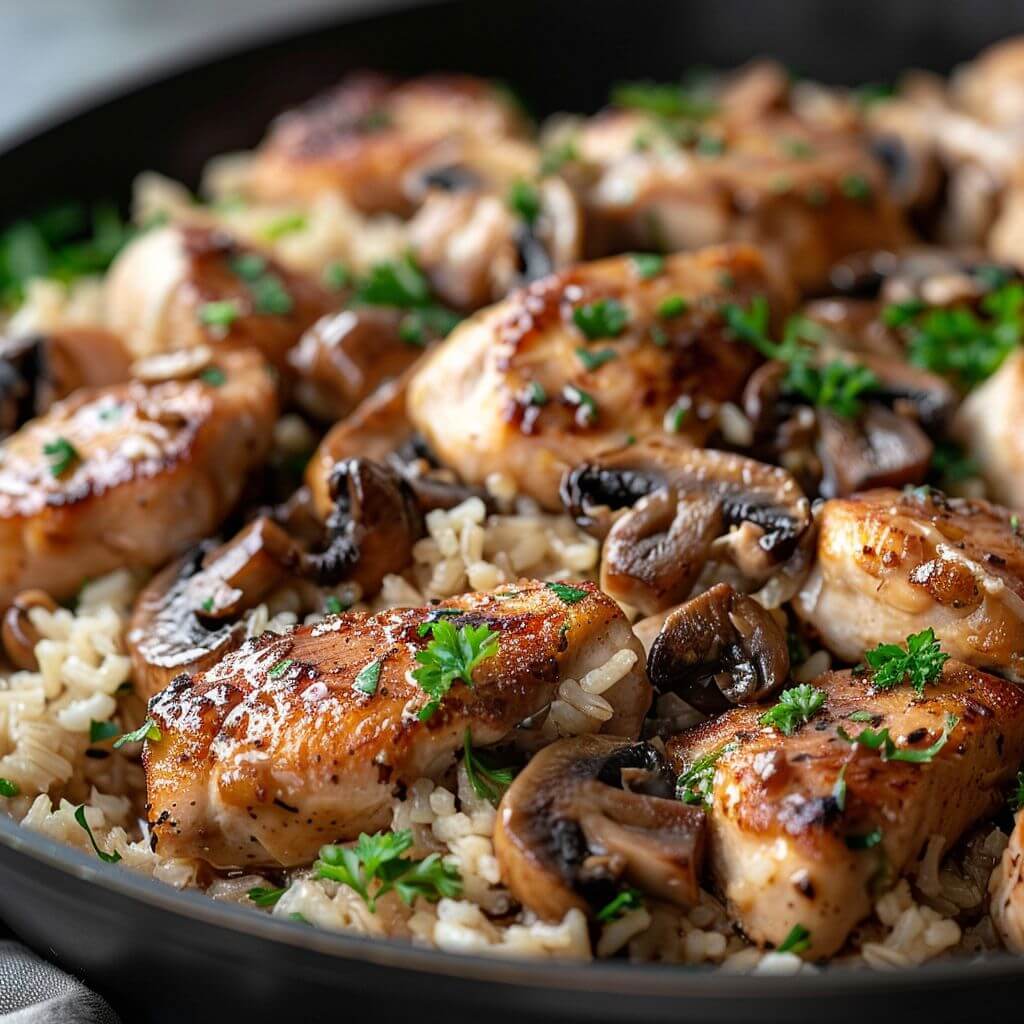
0;942;118;1023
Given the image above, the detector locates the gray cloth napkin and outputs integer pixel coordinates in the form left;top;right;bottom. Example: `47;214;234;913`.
0;941;119;1023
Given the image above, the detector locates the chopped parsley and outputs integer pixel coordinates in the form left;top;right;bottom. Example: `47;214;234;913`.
846;828;884;850
74;805;121;863
315;830;461;911
268;659;294;679
840;173;873;202
415;607;464;637
507;179;541;225
322;261;351;291
572;297;629;340
777;923;811;954
864;628;948;694
247;885;286;907
657;294;688;319
198;299;241;329
563;384;598;425
832;765;847;812
848;710;875;722
630;253;665;280
545;580;589;605
540;138;580;175
837;713;959;764
199;366;226;387
462;729;516;805
0;778;19;798
525;380;548;406
610;80;716;120
43;437;79;477
356;254;431;307
412;620;500;721
759;685;827;736
663;397;691;433
596;888;643;923
260;213;308;241
884;283;1024;390
230;252;294;316
398;306;462;346
353;658;382;696
575;346;618;371
88;720;120;743
1011;770;1024;811
324;595;347;615
676;744;732;807
112;717;161;749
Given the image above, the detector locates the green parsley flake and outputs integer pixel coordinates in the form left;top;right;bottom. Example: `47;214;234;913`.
74;804;121;863
198;299;241;329
759;685;827;736
353;658;382;696
563;384;598;425
657;294;688;319
597;888;643;923
268;659;294;679
356;255;431;308
325;595;347;615
573;298;629;340
507;180;542;225
832;765;847;812
247;886;286;907
412;620;500;721
630;253;665;280
112;717;161;749
777;923;811;954
837;713;959;764
663;397;692;433
89;720;120;743
199;366;226;387
782;360;879;418
0;778;19;798
462;729;516;805
1011;770;1024;811
315;830;461;911
676;743;732;807
540;138;580;175
575;346;618;371
323;261;351;291
261;213;308;241
545;581;589;604
611;81;716;120
43;437;79;477
525;380;548;406
864;628;949;694
840;174;873;202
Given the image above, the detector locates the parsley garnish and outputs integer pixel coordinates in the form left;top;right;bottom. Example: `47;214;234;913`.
324;595;346;615
630;253;665;280
398;306;461;346
89;720;120;743
676;744;732;806
575;346;618;371
759;685;827;736
261;213;308;241
353;658;381;696
229;253;293;316
545;581;589;604
323;261;351;291
247;886;286;906
837;713;959;764
74;805;121;863
412;620;500;721
198;300;241;329
525;380;548;406
1011;771;1024;811
864;628;948;693
657;294;687;319
507;180;541;225
462;729;516;805
663;397;691;433
415;608;463;638
112;717;161;749
268;659;294;679
832;764;847;812
573;298;629;340
848;710;875;722
563;384;598;425
611;81;716;120
777;923;811;954
540;138;580;174
596;889;643;922
0;778;19;798
199;366;226;387
315;830;461;911
840;174;873;202
356;254;431;307
43;437;79;477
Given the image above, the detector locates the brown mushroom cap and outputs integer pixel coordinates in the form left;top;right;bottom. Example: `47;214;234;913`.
560;440;812;615
494;735;706;923
646;583;789;714
2;589;59;671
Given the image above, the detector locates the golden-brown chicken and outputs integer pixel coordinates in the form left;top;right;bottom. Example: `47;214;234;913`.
246;73;530;214
571;110;908;291
407;244;792;509
0;348;276;607
667;662;1024;958
991;810;1024;953
105;224;332;367
795;487;1024;680
143;579;649;868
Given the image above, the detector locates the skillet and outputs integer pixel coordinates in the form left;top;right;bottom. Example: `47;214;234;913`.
3;1;1024;1019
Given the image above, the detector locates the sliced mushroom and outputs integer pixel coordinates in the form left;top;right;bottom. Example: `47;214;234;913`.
493;735;706;922
646;583;788;714
560;440;812;615
2;589;59;671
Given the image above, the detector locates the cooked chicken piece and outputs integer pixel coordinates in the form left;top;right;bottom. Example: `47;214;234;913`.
246;73;530;214
0;348;276;607
573;111;908;291
408;244;792;509
105;224;332;366
954;349;1024;509
952;36;1024;128
795;487;1024;680
0;327;132;436
143;579;650;868
666;662;1024;958
991;810;1024;953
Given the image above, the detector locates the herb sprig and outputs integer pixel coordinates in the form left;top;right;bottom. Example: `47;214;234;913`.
676;743;733;807
412;620;500;721
837;713;959;764
462;729;516;805
864;628;948;694
759;685;827;736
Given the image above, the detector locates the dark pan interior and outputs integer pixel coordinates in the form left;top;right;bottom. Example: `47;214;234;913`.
4;0;1024;1020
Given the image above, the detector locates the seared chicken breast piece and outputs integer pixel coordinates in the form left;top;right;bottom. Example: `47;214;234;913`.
667;662;1024;958
795;487;1024;681
105;224;332;366
572;111;908;291
0;348;276;607
991;810;1024;953
144;579;649;868
246;73;529;214
408;244;792;509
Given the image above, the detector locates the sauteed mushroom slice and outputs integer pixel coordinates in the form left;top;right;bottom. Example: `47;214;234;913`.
561;441;812;614
646;583;789;714
2;589;59;671
493;735;706;922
